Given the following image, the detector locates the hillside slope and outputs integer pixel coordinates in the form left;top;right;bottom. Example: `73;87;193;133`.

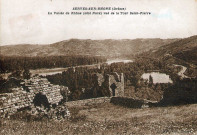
147;35;197;65
1;102;197;134
0;39;176;57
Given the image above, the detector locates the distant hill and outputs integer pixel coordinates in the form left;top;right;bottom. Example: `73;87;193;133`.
0;39;176;58
146;35;197;65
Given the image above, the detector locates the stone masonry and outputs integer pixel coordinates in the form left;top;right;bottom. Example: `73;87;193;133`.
0;76;66;117
93;72;124;97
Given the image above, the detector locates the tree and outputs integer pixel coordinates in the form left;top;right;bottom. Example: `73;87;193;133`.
149;75;153;84
23;69;31;79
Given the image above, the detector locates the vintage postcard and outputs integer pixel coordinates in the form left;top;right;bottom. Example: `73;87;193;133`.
0;0;197;134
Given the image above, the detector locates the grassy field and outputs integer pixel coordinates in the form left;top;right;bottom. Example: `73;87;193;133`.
0;103;197;135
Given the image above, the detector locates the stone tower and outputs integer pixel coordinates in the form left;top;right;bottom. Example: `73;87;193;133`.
93;72;124;97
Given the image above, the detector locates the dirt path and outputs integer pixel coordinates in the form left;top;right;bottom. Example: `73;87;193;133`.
173;64;189;78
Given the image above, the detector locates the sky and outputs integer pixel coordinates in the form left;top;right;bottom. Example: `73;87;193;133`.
1;0;197;45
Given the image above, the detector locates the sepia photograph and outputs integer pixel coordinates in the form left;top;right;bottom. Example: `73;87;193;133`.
0;0;197;134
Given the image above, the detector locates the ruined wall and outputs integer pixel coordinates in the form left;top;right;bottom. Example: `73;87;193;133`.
0;76;65;117
93;72;124;97
110;97;156;108
66;97;156;108
106;73;124;97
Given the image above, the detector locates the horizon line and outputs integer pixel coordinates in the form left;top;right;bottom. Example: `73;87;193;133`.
1;35;197;46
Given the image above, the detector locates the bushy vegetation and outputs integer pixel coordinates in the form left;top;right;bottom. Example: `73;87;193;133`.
0;69;31;94
159;77;197;106
1;55;196;103
46;67;103;100
46;57;180;101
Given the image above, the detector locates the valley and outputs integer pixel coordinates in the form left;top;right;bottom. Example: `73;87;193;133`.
0;35;197;135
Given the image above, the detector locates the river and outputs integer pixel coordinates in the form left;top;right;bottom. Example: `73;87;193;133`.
30;59;133;76
105;59;133;65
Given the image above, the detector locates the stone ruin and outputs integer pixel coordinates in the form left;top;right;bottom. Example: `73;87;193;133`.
0;76;70;119
93;72;124;97
0;72;125;119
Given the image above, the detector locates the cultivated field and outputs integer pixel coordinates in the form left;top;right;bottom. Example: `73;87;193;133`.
0;103;197;135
